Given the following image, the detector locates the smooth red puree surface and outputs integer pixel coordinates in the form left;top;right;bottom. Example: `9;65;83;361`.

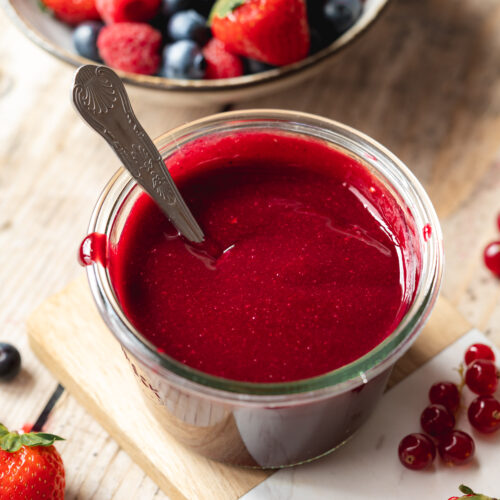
109;132;414;383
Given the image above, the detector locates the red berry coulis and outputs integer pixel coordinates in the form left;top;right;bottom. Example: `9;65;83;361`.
423;223;432;242
78;232;108;267
104;132;418;382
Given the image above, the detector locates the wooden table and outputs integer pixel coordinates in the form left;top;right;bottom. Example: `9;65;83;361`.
1;0;500;497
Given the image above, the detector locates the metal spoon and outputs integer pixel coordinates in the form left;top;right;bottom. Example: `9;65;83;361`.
72;64;205;243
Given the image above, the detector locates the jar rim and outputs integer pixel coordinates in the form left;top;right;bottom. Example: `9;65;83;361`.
86;109;443;403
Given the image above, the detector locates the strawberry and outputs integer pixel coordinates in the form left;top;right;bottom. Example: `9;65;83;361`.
96;0;160;24
20;423;33;433
41;0;100;25
0;423;65;500
202;38;244;79
209;0;310;66
97;22;162;75
449;485;498;500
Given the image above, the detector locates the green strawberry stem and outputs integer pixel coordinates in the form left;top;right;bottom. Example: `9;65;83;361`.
36;0;52;14
0;423;64;453
456;484;499;500
456;362;466;393
209;0;246;23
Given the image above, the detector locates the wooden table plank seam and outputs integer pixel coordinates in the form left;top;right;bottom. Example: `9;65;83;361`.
32;383;64;432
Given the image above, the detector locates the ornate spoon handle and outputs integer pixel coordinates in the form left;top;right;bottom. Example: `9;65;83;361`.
72;65;204;243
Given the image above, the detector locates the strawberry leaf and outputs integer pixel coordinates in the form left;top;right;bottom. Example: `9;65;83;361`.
456;485;498;500
209;0;245;23
0;423;64;453
1;432;22;452
460;486;476;495
20;432;64;447
37;0;52;14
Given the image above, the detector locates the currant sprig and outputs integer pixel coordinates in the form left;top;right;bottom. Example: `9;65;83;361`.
0;423;64;453
399;341;500;473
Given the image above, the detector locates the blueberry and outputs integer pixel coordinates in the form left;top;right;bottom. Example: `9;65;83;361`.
167;9;211;45
0;342;21;381
244;58;275;75
161;0;192;17
162;0;214;16
309;27;331;54
306;0;324;24
73;21;104;62
194;0;215;16
160;40;206;79
323;0;362;35
150;12;168;34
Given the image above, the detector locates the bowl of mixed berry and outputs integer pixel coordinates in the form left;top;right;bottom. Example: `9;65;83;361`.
4;0;389;103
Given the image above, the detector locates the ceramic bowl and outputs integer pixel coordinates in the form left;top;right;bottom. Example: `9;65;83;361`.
3;0;388;105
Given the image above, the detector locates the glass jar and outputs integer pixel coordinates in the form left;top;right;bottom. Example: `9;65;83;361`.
83;110;443;468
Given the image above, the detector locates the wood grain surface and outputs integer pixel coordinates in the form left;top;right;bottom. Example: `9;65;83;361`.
1;0;500;497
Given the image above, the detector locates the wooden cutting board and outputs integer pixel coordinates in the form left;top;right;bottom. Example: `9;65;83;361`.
26;275;470;500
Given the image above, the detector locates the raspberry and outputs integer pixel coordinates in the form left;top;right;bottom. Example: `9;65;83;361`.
202;39;244;79
96;0;160;24
97;23;162;75
41;0;100;25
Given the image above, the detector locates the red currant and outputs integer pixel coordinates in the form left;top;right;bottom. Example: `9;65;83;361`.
464;343;495;365
420;404;455;437
429;381;460;413
468;395;500;433
438;430;475;465
465;359;499;395
484;241;500;278
398;433;436;470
